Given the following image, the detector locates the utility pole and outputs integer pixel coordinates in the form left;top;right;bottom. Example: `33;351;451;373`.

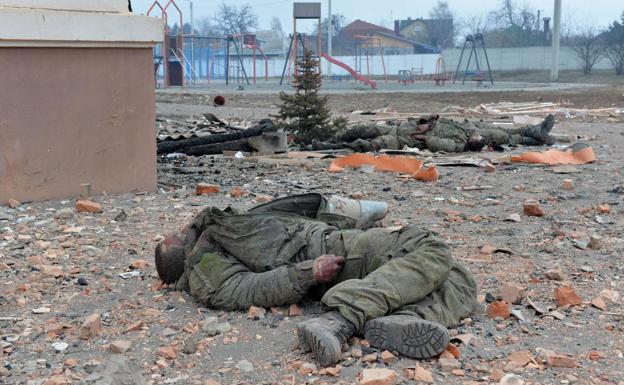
327;0;332;76
190;0;195;83
550;0;561;82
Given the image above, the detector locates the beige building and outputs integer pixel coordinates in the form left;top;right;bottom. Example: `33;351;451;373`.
0;1;163;204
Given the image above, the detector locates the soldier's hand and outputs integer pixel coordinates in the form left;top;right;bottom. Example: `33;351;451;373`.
313;255;345;283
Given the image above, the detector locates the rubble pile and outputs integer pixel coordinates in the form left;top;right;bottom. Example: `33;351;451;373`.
1;111;623;384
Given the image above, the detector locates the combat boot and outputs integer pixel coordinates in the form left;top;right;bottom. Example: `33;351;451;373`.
363;315;449;359
296;312;356;367
522;114;555;141
325;195;388;229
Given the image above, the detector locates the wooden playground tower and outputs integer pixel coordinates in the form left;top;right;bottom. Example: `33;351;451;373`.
280;2;323;84
281;2;377;89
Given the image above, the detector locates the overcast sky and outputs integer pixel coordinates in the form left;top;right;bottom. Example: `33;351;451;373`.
131;0;622;31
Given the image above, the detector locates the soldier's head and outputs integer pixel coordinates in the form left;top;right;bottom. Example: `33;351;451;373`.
155;228;194;284
467;134;486;152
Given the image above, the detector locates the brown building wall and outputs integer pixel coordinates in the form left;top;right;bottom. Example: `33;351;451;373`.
0;47;157;204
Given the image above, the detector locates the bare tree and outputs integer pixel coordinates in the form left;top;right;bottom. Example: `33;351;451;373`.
213;3;258;37
317;14;346;51
196;17;219;36
489;0;542;46
571;25;605;74
604;12;624;75
270;17;283;34
459;14;492;37
427;1;456;48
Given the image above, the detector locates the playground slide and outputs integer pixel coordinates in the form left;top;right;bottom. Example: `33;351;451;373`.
321;53;377;89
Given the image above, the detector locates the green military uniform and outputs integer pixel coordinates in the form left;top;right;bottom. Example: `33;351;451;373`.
315;116;552;153
423;116;555;152
424;118;474;153
175;195;476;331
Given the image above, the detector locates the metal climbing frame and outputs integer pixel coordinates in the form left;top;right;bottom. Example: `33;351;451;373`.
353;35;388;84
148;0;184;87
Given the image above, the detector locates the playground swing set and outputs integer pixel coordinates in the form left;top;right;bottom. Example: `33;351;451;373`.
148;0;270;87
453;33;494;86
147;1;465;90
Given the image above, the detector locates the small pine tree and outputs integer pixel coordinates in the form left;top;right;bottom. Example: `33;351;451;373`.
278;49;333;144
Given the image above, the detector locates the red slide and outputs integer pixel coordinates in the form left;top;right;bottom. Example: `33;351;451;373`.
322;53;377;89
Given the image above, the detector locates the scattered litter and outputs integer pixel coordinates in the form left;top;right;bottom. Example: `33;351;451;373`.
118;271;142;279
329;154;439;181
512;144;596;165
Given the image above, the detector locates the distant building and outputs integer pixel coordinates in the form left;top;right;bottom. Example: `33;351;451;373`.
254;30;285;56
393;18;455;49
334;19;439;55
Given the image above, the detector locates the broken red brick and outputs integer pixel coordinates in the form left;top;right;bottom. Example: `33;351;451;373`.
320;365;342;376
523;200;545;217
547;355;576;368
597;204;610;214
75;200;103;213
63;358;79;368
490;368;505;381
561;179;574;190
445;344;461;359
507;351;533;368
229;187;245;198
288;304;304;317
130;259;148;270
380;350;396;364
247;306;266;320
554;287;583;307
196;184;220;196
545;269;565;281
79;313;102;340
362;353;378;363
110;340;131;353
298;363;316;375
502;284;526;304
451;369;465;376
359;368;397;385
411;365;433;383
591;297;607;311
124;321;144;334
158;346;177;360
587;351;605;361
39;265;64;278
254;194;273;203
7;199;20;208
43;375;69;385
487;301;511;319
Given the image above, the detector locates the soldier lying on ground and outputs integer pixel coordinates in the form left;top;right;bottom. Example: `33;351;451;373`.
154;193;477;367
313;114;555;153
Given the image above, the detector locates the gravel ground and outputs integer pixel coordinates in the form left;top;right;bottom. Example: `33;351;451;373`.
1;89;623;385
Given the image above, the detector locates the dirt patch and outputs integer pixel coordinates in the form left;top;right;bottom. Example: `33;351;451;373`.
1;90;623;385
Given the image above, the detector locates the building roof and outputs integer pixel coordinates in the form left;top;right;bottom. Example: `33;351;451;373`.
373;31;440;53
339;19;396;41
399;18;453;33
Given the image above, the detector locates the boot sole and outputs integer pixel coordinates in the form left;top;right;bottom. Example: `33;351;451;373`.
296;324;341;367
364;317;450;359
